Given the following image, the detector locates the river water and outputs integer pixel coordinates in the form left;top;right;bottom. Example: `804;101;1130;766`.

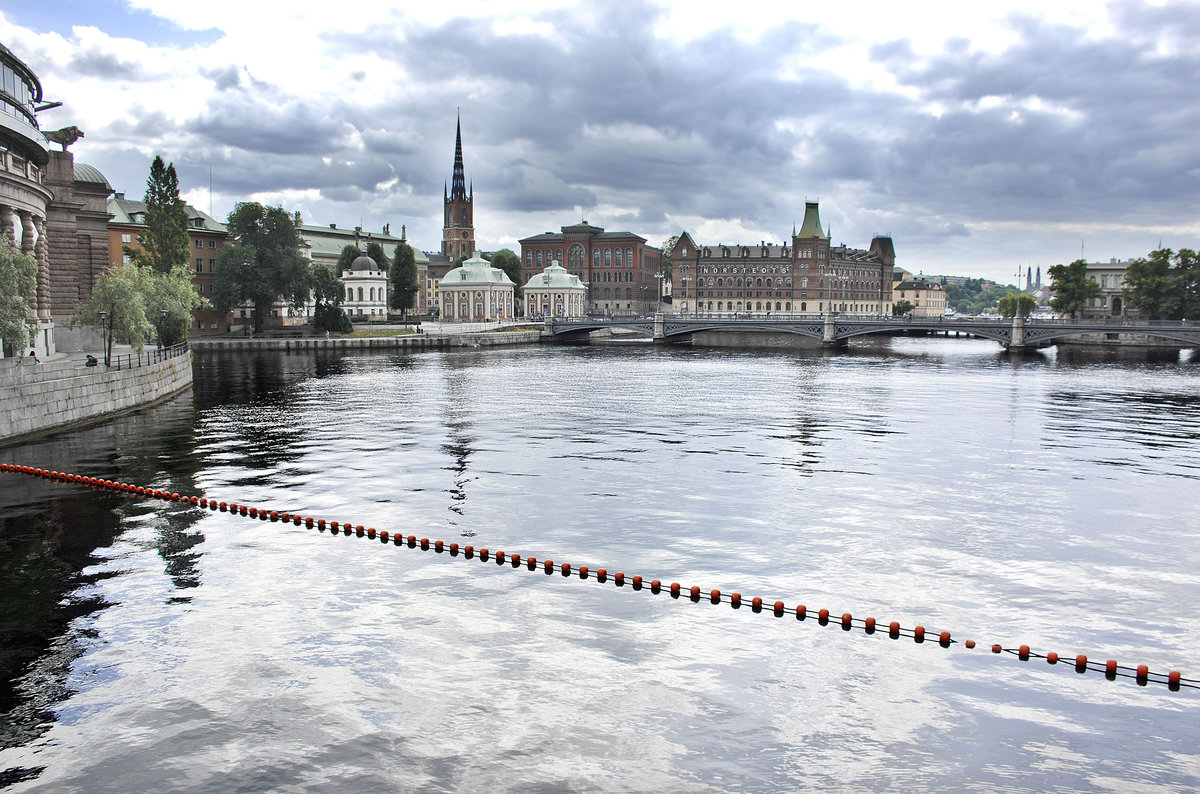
1;338;1198;792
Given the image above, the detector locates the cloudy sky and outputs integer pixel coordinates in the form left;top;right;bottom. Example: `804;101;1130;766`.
3;1;1198;283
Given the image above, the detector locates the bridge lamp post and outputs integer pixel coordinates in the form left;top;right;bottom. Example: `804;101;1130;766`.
98;310;111;367
542;273;550;319
681;277;689;317
654;272;663;314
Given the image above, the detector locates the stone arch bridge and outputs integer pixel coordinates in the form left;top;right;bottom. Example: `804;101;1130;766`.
546;314;1200;350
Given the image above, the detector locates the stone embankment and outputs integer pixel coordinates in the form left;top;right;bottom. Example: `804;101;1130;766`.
187;329;544;352
0;347;193;445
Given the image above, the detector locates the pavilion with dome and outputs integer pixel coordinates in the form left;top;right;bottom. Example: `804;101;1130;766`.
341;252;388;319
523;259;586;319
437;251;514;322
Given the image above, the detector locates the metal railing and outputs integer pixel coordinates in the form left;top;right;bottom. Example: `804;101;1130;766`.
105;342;189;371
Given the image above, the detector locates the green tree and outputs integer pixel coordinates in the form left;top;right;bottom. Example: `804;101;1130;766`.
893;300;914;316
1048;259;1100;318
488;248;522;304
0;238;37;357
144;264;206;346
336;244;361;273
1177;249;1200;320
126;155;190;274
998;292;1037;318
71;264;157;363
213;203;312;333
365;241;390;273
390;240;419;322
660;235;679;282
311;263;352;333
1123;248;1178;319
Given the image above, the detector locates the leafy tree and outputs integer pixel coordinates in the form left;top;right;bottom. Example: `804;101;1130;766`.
213;203;312;333
1177;249;1200;320
144;264;206;346
660;235;679;282
311;263;352;333
0;238;37;357
488;248;522;302
998;292;1037;318
336;244;361;273
892;300;914;316
71;264;156;363
365;241;390;273
125;155;190;274
390;240;419;322
1048;259;1100;318
1123;248;1189;320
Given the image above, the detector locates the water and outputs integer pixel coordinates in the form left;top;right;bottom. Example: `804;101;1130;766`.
2;339;1199;791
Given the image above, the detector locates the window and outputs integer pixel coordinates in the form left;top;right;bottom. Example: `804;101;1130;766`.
195;239;202;248
605;249;611;267
615;248;623;268
121;233;131;243
209;239;216;248
122;254;131;265
195;259;203;272
209;259;216;272
536;250;543;267
626;248;633;266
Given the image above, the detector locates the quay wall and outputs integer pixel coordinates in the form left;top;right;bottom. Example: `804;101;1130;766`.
1;353;194;445
187;331;544;353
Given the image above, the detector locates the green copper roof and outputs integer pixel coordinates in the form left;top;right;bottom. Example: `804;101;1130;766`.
797;202;826;239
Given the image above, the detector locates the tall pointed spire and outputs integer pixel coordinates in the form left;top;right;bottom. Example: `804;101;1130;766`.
450;114;468;202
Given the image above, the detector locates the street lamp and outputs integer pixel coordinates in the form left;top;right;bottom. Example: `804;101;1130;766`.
158;309;169;349
653;272;663;314
681;277;689;316
97;310;111;366
542;273;550;319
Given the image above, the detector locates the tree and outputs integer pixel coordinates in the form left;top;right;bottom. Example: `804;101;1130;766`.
488;248;522;304
390;240;419;323
660;235;679;283
365;241;390;273
311;263;352;333
336;244;361;273
144;265;206;346
71;263;156;362
1123;250;1180;321
998;292;1037;318
125;155;190;274
1048;259;1100;318
213;203;312;333
0;238;37;357
892;300;914;316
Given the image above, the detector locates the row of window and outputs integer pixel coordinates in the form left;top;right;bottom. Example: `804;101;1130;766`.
346;287;385;302
698;265;794;275
526;246;639;269
194;238;218;248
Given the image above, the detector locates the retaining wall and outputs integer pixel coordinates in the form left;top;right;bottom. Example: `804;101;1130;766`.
0;353;193;445
188;330;544;352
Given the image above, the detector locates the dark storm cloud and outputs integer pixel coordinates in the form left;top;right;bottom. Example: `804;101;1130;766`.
67;47;144;80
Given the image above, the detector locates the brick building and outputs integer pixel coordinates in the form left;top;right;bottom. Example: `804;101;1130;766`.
519;221;662;316
668;201;894;316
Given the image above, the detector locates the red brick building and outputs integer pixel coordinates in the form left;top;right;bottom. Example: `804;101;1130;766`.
519;221;662;316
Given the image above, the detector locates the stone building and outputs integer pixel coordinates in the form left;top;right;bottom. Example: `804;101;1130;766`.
668;202;894;317
1;41;113;357
438;251;514;322
341;252;388;319
107;193;230;334
893;277;946;318
519;222;662;316
523;260;587;319
1081;259;1138;320
442;117;474;261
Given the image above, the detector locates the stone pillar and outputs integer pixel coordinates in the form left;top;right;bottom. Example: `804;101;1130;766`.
34;215;50;320
1010;314;1026;350
0;204;14;248
654;312;665;340
18;210;36;318
823;311;837;345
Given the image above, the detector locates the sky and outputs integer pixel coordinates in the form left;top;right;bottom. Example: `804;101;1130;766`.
3;0;1198;284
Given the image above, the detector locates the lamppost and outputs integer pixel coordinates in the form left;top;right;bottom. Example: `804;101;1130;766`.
542;273;550;319
97;310;111;366
681;277;689;317
158;309;169;349
653;272;663;314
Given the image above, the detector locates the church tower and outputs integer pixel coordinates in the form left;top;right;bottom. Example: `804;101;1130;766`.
442;116;475;260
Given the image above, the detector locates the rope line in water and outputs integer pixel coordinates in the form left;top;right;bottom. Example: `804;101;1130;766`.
4;463;1193;692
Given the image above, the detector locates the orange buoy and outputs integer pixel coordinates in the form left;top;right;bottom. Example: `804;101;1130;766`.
367;528;377;539
464;545;474;558
597;568;607;582
1105;659;1118;677
690;586;701;601
650;579;661;594
1169;670;1181;688
965;640;976;649
632;575;642;590
939;631;951;647
579;565;589;579
544;559;554;574
1136;665;1149;684
864;617;876;634
709;588;720;604
379;530;388;542
752;597;762;613
890;622;901;639
316;518;325;528
670;582;680;598
730;592;741;609
992;644;1002;654
246;506;256;517
526;556;536;570
496;551;506;564
509;553;519;567
614;572;625;586
913;626;925;643
479;548;489;561
270;511;279;522
561;563;571;577
355;525;365;536
818;608;830;625
773;600;784;617
841;613;852;630
435;540;444;553
1019;645;1030;661
1047;652;1058;664
450;543;460;555
1076;654;1088;672
171;492;180;501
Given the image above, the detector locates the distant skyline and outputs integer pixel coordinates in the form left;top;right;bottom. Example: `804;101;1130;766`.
3;0;1197;284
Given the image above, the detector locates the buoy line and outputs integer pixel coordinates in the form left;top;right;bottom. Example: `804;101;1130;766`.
3;463;1194;692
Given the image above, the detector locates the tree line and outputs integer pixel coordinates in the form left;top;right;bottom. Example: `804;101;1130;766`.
1047;250;1199;319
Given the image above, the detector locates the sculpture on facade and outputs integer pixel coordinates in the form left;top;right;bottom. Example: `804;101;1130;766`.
44;126;85;151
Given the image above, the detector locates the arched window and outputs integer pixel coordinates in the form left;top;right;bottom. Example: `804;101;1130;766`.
536;250;543;267
626;288;632;300
568;243;584;271
556;249;562;262
358;287;364;301
461;209;468;225
615;248;623;267
626;247;633;266
369;288;374;301
605;249;611;267
346;287;353;301
525;250;532;266
593;250;601;268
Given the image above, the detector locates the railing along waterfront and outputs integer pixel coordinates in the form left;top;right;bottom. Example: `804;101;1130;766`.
105;342;189;371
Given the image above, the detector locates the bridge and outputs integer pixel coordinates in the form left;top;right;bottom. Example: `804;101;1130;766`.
546;314;1200;350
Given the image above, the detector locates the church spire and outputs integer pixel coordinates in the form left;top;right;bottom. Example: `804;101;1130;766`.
450;114;468;202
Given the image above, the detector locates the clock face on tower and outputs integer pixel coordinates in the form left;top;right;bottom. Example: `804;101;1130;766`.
462;231;468;238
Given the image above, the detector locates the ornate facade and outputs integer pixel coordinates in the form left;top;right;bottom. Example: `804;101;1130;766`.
522;260;587;319
438;251;514;322
519;222;662;316
669;202;894;317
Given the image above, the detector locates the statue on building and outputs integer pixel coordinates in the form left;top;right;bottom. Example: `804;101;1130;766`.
45;126;85;151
